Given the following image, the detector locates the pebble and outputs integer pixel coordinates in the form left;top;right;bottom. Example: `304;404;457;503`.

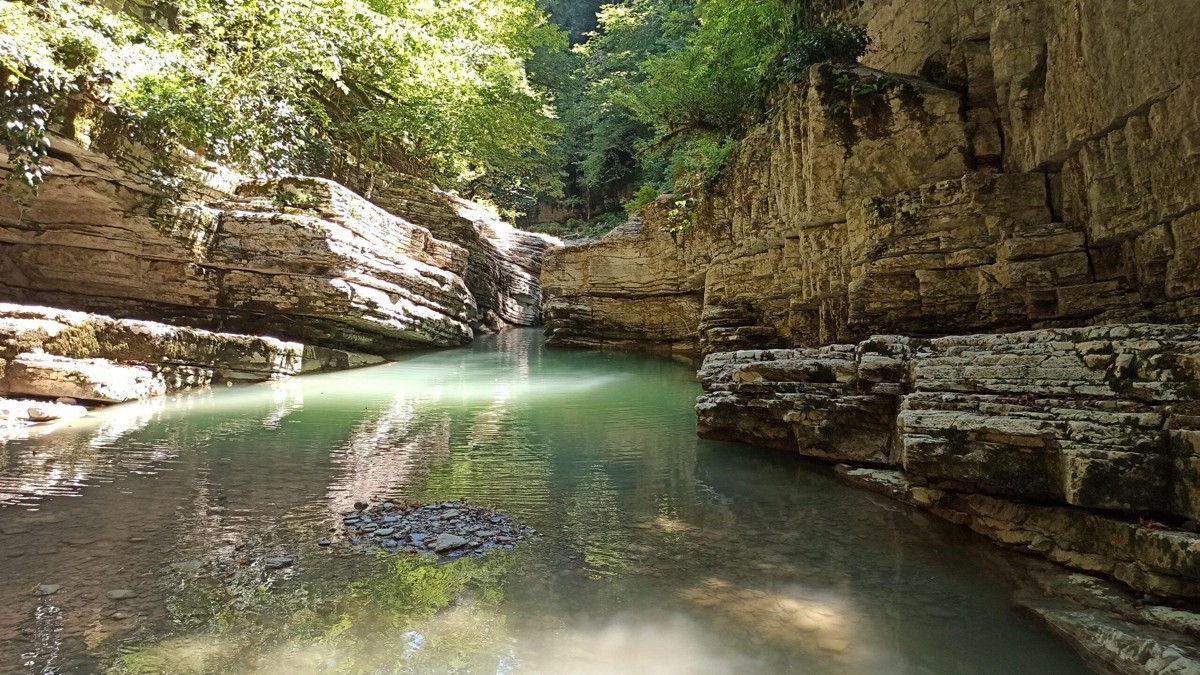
317;539;331;547
34;584;60;596
106;590;137;600
336;501;535;558
265;556;294;569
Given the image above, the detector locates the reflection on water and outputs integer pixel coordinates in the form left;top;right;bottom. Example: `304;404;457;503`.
0;330;1092;674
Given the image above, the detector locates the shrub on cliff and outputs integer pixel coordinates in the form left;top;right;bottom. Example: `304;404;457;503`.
561;0;871;215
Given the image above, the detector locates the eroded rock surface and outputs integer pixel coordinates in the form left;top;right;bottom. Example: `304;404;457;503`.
368;174;560;334
541;1;1200;354
699;325;1200;519
699;325;1200;672
0;303;305;403
0;302;323;432
1;139;554;355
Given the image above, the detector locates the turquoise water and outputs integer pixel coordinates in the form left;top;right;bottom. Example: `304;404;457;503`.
0;329;1090;674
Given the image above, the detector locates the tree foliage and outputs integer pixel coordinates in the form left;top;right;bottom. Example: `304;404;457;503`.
3;0;870;221
549;0;870;217
1;0;565;213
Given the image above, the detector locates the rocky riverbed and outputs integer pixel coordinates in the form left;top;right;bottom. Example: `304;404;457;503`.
338;501;536;558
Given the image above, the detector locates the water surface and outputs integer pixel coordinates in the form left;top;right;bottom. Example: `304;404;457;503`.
0;330;1091;674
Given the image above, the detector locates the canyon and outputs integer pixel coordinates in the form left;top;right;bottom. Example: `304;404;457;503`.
2;0;1199;670
541;0;1200;671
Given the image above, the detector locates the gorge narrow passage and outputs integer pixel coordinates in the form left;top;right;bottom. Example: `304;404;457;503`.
0;330;1089;673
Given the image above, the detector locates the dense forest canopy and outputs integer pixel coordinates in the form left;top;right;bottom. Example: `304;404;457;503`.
0;0;865;220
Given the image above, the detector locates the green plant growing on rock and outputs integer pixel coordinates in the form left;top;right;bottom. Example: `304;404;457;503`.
770;20;870;82
273;187;321;211
664;196;696;235
0;0;121;188
624;182;661;215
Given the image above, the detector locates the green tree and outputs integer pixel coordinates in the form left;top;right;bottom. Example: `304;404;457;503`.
2;0;568;214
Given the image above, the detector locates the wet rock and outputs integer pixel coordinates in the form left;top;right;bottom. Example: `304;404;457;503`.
34;584;60;596
317;539;331;547
434;534;468;552
170;560;203;573
264;556;294;570
818;639;850;654
106;590;137;600
339;500;535;558
25;407;59;423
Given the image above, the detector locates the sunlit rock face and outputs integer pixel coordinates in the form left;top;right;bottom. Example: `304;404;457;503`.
368;173;561;334
0;303;304;403
0;138;549;354
543;65;973;354
542;0;1200;354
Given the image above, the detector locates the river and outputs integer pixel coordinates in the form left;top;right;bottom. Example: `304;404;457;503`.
0;329;1090;674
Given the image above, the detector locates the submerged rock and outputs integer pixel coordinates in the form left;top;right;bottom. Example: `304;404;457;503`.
433;533;467;552
336;500;535;558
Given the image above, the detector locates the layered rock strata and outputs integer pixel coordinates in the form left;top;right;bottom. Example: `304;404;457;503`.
1;137;554;355
539;1;1200;669
698;326;1200;671
542;0;1200;354
368;174;559;334
699;325;1200;520
0;303;308;403
0;302;357;434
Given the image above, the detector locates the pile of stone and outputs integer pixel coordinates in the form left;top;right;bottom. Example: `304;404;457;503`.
337;501;535;558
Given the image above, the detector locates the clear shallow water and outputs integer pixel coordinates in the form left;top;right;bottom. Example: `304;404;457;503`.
0;329;1091;674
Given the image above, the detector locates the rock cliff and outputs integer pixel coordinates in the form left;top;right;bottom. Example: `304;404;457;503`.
367;173;556;334
542;1;1200;670
0;129;556;423
1;136;558;356
542;0;1200;355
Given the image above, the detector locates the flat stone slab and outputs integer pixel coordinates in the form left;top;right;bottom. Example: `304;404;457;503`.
4;353;165;403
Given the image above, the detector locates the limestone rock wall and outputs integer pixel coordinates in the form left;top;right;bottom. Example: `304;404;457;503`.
541;0;1200;354
697;325;1200;598
367;173;560;334
1;136;555;355
0;303;306;403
